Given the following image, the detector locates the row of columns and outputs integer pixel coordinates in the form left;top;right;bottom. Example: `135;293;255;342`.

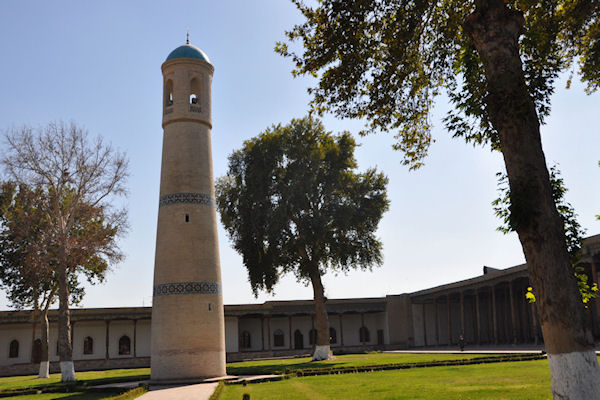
420;279;541;346
247;312;367;352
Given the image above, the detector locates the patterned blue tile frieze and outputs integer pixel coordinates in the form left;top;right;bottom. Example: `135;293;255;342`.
153;281;222;297
159;192;215;208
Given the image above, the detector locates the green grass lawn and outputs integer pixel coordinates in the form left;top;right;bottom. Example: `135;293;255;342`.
0;353;544;400
226;352;511;375
0;368;149;392
222;359;553;400
0;353;507;392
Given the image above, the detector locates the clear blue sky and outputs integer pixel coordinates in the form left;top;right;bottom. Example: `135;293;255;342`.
0;1;598;310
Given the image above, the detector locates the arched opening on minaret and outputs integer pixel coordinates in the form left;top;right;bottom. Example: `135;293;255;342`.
185;214;189;223
190;78;200;104
165;79;174;107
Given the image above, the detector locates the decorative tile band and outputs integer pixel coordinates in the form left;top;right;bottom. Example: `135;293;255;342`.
159;192;215;208
153;281;222;297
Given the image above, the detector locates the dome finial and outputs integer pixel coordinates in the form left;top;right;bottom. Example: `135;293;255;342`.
186;29;190;45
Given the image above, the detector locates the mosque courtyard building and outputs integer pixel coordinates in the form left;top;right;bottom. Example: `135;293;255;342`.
1;234;599;377
2;41;600;377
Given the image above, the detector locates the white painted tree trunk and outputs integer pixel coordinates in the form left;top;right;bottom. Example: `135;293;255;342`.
312;345;332;361
38;361;50;379
60;361;76;382
548;350;600;400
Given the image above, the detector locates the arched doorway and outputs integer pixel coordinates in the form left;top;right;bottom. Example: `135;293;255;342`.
294;329;304;350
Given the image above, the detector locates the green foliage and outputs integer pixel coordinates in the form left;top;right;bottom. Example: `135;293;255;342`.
575;266;600;305
216;116;389;295
492;166;597;303
493;165;584;260
276;0;600;166
0;182;58;309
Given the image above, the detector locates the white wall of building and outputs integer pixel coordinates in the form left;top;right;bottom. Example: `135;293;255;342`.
0;323;32;366
136;320;151;357
237;317;263;352
0;311;389;367
108;321;134;359
72;321;106;360
225;317;239;353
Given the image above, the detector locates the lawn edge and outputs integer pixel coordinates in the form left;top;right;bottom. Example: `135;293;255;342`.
224;353;546;384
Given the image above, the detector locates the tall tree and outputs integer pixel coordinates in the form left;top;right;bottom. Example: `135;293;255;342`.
276;1;600;398
216;117;389;360
1;122;128;381
0;182;57;378
0;183;105;378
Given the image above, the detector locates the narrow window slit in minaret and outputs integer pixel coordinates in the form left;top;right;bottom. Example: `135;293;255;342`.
208;303;212;311
185;214;190;223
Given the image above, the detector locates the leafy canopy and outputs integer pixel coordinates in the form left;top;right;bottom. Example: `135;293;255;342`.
216;117;389;295
276;0;600;167
0;182;58;309
0;181;123;309
0;121;128;309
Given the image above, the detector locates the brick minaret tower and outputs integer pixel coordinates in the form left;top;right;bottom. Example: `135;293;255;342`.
151;39;225;382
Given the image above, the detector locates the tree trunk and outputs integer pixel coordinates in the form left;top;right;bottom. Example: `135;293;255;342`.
310;270;332;361
30;314;37;364
465;2;600;399
57;265;75;382
39;308;50;379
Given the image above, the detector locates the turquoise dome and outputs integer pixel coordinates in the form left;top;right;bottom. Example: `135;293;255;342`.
166;44;210;62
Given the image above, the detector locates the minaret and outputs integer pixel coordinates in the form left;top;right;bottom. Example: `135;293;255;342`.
151;40;225;382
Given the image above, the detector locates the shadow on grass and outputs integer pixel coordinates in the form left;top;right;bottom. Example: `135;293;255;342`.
0;375;148;397
51;393;112;400
227;361;345;375
77;375;149;386
226;354;545;376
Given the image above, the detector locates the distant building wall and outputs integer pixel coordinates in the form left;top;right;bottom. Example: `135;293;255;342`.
385;294;413;347
2;234;600;376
